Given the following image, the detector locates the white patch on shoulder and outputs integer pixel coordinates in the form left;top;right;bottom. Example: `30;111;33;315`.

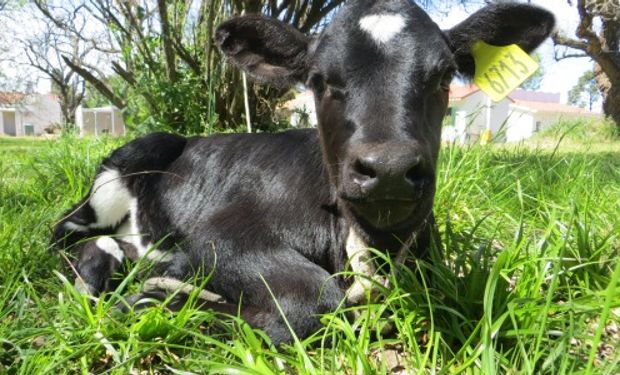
359;14;406;45
345;227;382;304
89;168;132;228
95;236;124;263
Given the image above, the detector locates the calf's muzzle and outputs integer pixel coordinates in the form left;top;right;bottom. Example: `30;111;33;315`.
345;143;432;202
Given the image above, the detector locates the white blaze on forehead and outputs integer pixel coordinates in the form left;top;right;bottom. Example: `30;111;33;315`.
359;13;406;45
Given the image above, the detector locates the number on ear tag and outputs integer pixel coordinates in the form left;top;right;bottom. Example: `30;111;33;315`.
472;41;540;102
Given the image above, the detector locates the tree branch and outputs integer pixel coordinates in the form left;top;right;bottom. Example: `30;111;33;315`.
552;32;588;52
157;0;177;82
172;36;202;76
553;1;620;82
111;62;159;112
63;56;125;109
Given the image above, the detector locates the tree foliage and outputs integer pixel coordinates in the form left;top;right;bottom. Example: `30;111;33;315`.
32;0;345;134
568;70;601;111
552;0;620;131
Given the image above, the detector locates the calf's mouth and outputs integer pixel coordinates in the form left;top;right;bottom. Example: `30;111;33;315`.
340;182;435;232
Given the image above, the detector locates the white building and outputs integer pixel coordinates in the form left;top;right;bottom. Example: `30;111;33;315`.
505;99;598;142
0;92;62;136
444;85;600;143
75;105;126;137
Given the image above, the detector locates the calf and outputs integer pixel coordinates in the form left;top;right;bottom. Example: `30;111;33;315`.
52;0;554;345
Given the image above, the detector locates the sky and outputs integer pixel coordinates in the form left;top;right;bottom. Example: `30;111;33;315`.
432;0;595;106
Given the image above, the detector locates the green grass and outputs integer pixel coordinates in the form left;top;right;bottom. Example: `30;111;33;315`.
533;117;619;145
0;133;619;374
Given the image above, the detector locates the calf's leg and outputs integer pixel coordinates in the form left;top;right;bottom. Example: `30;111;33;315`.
70;237;124;295
122;250;345;346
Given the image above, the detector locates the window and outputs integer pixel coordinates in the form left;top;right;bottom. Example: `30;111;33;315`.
24;124;34;136
535;121;541;132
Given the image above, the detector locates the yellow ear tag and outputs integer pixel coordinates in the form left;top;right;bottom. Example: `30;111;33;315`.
472;41;540;102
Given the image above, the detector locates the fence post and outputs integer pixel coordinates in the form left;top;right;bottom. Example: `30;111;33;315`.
94;110;98;136
111;107;116;135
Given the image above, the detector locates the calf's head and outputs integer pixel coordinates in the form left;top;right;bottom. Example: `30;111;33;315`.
216;1;554;233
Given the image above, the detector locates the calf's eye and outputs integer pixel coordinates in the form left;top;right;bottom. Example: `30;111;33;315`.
307;73;326;96
439;69;455;92
328;87;347;101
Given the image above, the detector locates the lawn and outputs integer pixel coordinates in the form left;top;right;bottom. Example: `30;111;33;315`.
0;133;618;374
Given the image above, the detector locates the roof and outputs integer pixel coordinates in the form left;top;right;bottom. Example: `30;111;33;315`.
0;92;27;105
449;84;479;100
510;99;595;114
509;90;560;103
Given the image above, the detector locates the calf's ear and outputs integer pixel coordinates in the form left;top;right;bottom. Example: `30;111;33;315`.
446;3;555;78
216;15;310;87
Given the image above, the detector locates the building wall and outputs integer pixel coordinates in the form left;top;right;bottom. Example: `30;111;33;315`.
489;99;511;141
447;92;512;143
505;109;600;142
112;110;124;136
532;112;579;132
19;94;62;135
505;109;535;142
0;94;61;136
451;91;486;137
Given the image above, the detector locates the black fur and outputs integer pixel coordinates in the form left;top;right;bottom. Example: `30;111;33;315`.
216;14;310;87
52;0;554;345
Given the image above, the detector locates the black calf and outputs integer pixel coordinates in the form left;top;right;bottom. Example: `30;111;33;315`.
52;0;555;345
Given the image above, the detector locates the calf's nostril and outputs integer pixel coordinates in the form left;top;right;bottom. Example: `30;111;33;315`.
353;158;377;179
405;163;425;185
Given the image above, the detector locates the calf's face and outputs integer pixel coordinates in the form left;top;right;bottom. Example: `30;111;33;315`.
216;0;554;232
307;2;453;232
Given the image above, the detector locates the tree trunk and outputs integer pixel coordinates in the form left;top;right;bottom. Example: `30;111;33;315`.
553;2;619;135
603;85;620;130
594;63;620;132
